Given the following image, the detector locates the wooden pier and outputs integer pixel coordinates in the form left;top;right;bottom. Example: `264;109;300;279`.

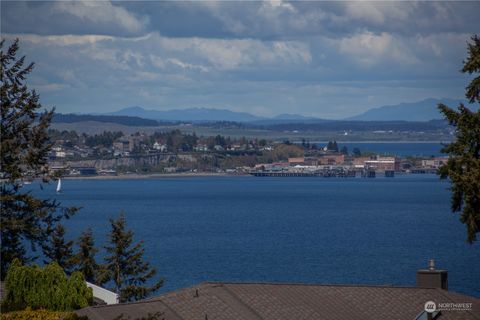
252;169;395;178
251;170;357;178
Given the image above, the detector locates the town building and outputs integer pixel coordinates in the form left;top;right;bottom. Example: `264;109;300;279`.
354;156;401;171
364;156;401;171
422;157;449;169
153;142;167;152
352;156;372;168
317;154;345;165
71;167;97;176
193;144;209;152
288;157;305;165
55;150;67;158
113;139;132;153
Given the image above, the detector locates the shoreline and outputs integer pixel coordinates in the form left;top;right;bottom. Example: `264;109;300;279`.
64;172;248;180
310;140;450;144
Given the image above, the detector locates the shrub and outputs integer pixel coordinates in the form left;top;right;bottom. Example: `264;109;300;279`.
1;260;93;312
0;309;87;320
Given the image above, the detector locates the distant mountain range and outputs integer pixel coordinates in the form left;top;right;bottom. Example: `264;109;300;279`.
108;107;319;122
102;98;476;123
107;107;318;123
109;106;263;122
347;98;476;121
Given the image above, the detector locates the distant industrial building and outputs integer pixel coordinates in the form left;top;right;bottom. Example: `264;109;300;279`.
422;157;449;169
288;155;345;166
364;156;401;171
317;154;345;165
72;167;97;176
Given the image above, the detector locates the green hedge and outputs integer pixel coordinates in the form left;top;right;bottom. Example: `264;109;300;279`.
0;309;87;320
1;260;93;312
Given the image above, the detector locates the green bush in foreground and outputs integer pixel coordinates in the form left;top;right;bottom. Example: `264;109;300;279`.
1;260;93;312
0;309;87;320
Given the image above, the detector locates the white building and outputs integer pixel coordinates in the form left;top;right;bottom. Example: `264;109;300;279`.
153;142;167;152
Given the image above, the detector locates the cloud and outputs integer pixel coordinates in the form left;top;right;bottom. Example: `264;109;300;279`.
1;1;477;118
1;1;148;37
342;2;415;26
4;32;312;88
34;83;69;93
3;1;479;41
190;37;312;70
53;1;147;35
118;33;311;71
11;34;115;46
337;32;418;67
111;1;478;40
166;58;209;73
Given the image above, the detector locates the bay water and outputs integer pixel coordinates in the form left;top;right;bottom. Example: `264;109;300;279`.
31;174;480;297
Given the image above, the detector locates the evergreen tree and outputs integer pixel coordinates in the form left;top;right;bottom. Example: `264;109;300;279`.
0;39;78;278
463;35;480;104
100;213;164;302
73;228;99;283
438;34;480;243
43;224;75;273
353;147;361;157
326;140;338;152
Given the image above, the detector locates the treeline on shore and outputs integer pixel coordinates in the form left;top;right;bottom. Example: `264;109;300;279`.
52;113;166;127
52;113;450;132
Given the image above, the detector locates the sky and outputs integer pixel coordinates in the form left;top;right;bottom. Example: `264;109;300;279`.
1;1;479;119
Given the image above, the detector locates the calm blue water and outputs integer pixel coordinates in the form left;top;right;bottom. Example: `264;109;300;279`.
318;142;446;157
30;175;479;297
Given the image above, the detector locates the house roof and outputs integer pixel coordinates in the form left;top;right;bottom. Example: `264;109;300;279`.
76;282;480;320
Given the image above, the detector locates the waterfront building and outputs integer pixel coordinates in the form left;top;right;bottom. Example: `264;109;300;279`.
288;157;306;165
365;156;401;171
421;157;449;169
317;154;345;165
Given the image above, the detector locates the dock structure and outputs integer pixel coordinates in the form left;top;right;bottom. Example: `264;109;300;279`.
363;170;376;178
410;168;438;174
385;170;395;177
252;172;312;177
251;164;398;178
251;169;356;178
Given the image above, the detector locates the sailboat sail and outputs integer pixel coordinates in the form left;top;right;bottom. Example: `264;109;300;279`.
56;179;62;193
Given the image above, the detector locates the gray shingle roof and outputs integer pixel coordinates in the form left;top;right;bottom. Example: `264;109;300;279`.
76;282;480;320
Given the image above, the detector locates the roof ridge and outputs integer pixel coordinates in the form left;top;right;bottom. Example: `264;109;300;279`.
157;299;186;320
80;282;480;312
84;284;208;309
216;284;265;320
204;281;440;290
146;283;212;301
85;298;169;309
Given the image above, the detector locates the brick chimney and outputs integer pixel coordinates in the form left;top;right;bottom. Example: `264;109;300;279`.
416;259;448;290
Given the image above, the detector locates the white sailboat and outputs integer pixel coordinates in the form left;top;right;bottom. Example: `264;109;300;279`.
56;178;62;193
